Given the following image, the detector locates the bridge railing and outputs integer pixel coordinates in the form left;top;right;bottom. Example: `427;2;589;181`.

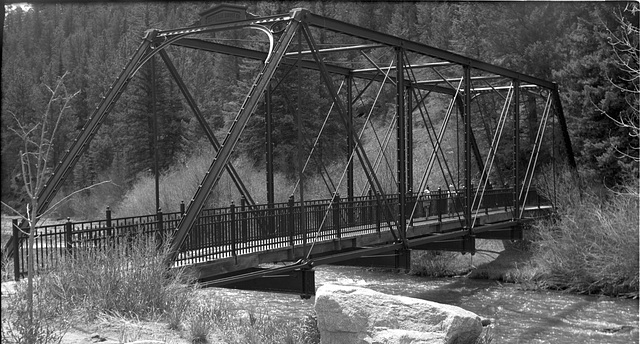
10;187;549;278
9;207;182;279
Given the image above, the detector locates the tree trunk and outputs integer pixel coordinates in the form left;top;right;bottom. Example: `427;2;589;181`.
27;199;36;343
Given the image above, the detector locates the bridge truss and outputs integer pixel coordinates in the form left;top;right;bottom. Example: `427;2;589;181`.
10;6;575;295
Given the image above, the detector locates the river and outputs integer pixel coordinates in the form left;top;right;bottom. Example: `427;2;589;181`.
202;265;639;343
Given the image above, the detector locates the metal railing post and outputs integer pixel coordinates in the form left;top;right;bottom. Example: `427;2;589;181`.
408;188;414;226
368;189;373;225
241;195;248;241
230;201;236;257
12;219;20;281
375;193;381;234
288;195;295;246
156;208;164;249
505;184;510;212
180;201;185;217
437;187;443;223
333;193;341;239
106;206;112;237
65;217;73;255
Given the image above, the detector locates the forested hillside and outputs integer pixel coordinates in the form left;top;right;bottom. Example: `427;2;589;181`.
2;1;637;218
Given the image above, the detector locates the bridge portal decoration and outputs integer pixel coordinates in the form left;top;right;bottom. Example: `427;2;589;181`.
9;5;574;292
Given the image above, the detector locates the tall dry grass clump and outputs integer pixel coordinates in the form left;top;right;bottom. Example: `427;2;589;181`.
524;166;639;297
42;234;196;319
2;234;196;343
178;296;320;344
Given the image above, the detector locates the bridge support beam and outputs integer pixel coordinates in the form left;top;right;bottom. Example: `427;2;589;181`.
201;267;315;299
412;235;475;254
328;248;411;271
475;226;523;241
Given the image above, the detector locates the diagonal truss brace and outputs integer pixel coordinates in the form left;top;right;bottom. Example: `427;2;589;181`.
158;50;257;207
34;32;156;218
456;98;486;175
300;22;403;244
168;11;304;262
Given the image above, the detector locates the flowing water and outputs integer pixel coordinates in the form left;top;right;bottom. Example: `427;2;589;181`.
202;265;639;343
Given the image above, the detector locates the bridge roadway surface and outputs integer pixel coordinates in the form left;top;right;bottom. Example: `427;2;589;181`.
183;206;549;288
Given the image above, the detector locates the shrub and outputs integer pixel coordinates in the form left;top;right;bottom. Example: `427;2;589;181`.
522;167;639;297
187;303;214;344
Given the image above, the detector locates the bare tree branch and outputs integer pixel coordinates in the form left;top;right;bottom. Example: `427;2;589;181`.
596;4;640;162
0;202;29;223
40;180;114;219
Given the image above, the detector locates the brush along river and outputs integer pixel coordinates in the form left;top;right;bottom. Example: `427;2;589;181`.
201;265;639;343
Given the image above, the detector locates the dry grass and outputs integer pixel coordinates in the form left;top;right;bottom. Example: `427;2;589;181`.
1;231;320;344
43;235;196;320
516;167;639;297
180;295;320;344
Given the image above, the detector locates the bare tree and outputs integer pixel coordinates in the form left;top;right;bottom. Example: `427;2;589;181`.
1;73;109;343
601;3;640;162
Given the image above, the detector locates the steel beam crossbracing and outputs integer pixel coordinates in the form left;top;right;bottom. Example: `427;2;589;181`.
519;94;553;217
456;99;487;174
170;38;457;96
463;66;473;232
396;48;408;243
33;32;155;218
168;11;304;262
158;50;257;207
471;87;514;227
302;12;556;90
300;22;403;244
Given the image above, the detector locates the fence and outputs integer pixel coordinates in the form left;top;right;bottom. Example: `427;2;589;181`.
10;187;547;279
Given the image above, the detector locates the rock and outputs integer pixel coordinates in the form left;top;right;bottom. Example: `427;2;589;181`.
371;329;445;344
315;284;482;344
481;319;492;327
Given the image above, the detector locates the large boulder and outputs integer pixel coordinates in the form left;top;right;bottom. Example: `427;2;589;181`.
315;284;482;344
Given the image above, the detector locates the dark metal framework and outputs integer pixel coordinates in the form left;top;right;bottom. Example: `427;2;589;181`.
9;6;574;276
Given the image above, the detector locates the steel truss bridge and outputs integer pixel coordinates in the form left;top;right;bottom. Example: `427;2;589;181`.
6;5;575;297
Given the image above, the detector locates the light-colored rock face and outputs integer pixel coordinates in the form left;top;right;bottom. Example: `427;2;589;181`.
315;284;482;344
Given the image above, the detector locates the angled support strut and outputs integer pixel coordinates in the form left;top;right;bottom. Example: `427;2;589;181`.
168;13;304;263
158;50;257;206
300;21;402;244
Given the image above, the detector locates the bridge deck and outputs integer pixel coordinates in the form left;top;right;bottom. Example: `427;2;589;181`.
188;205;549;281
7;189;550;284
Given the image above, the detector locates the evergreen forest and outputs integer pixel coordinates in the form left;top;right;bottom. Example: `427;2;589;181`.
1;1;638;219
